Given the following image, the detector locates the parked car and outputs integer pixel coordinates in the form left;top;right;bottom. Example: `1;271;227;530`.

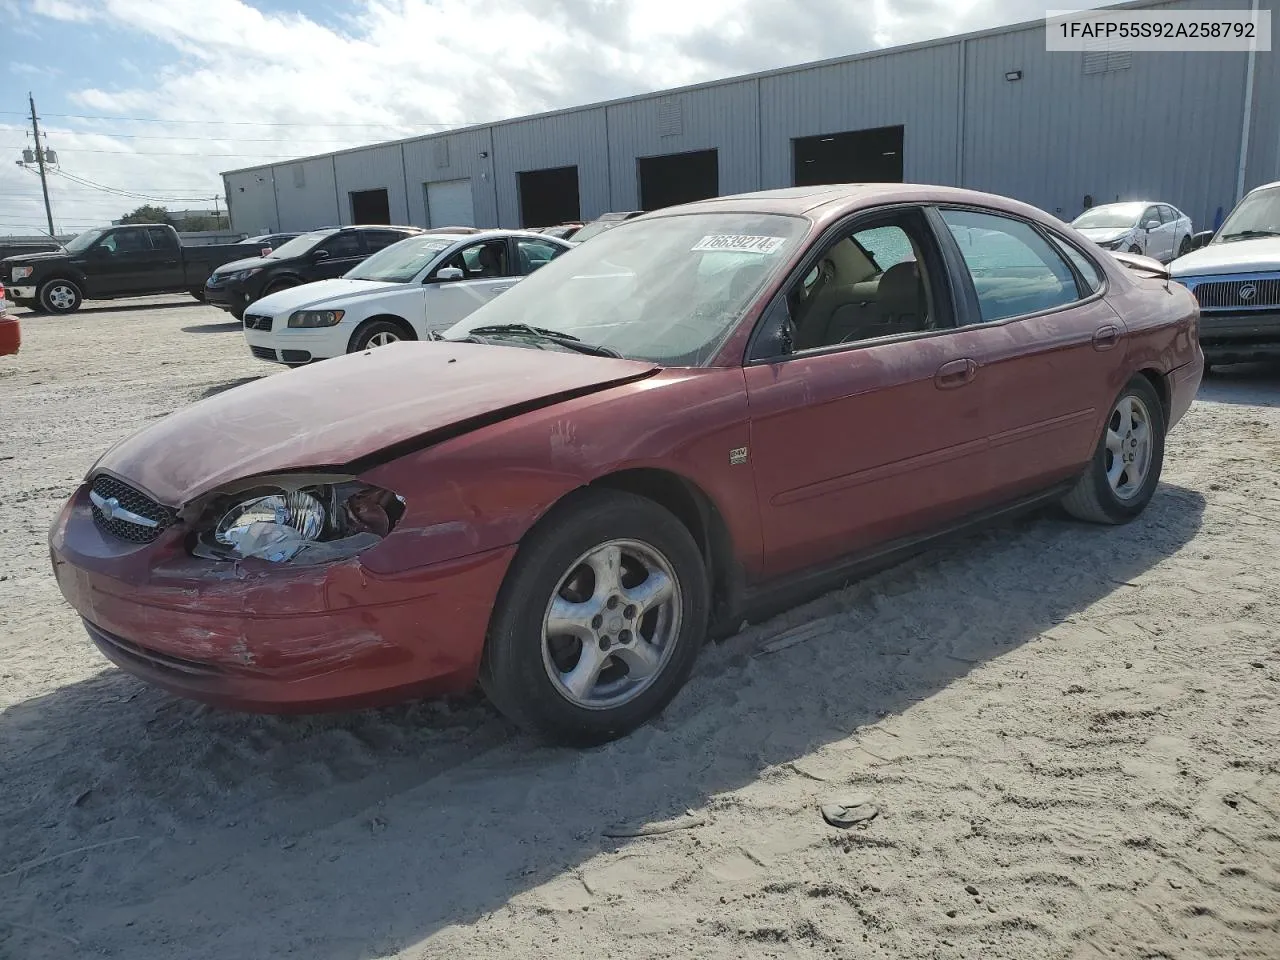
245;233;302;255
0;282;19;356
568;211;644;245
240;230;571;365
204;225;424;320
1169;179;1280;366
1071;202;1194;262
49;183;1201;745
539;223;584;240
0;224;272;314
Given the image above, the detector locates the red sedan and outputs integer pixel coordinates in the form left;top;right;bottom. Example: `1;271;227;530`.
49;184;1203;744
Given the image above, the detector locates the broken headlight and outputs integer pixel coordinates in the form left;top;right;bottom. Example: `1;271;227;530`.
190;477;405;564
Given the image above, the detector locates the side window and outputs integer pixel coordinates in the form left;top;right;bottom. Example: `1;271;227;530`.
940;209;1081;323
1159;205;1177;224
146;227;173;250
515;238;564;275
789;211;942;351
1048;234;1104;295
363;230;407;253
457;240;510;278
1141;206;1161;229
107;230;151;255
319;232;363;259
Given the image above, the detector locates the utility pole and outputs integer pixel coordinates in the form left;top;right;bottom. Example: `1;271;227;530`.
29;92;55;237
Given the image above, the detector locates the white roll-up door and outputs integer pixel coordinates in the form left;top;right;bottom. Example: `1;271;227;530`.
425;179;475;228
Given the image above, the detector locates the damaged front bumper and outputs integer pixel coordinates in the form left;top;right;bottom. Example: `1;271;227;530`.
49;486;515;712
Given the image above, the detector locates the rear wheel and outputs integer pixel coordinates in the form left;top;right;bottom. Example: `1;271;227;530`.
480;489;709;745
1177;234;1192;257
1061;376;1165;524
39;279;82;314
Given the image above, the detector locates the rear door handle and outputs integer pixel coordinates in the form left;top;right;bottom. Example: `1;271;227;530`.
934;358;978;389
1093;324;1119;350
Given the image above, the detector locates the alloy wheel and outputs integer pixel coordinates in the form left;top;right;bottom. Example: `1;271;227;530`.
1104;394;1153;500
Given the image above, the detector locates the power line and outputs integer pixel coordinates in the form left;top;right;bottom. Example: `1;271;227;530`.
41;167;219;203
0;110;480;127
4;145;317;158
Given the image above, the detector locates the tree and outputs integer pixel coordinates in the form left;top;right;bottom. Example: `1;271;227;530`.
119;204;171;225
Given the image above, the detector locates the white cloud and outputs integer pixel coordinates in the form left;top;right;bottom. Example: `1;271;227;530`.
1;0;1100;236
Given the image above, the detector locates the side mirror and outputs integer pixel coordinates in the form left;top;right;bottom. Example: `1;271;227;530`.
1190;230;1214;250
311;248;330;261
433;266;464;282
1142;220;1158;232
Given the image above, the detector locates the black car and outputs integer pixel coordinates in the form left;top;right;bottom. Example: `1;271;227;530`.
205;225;422;320
243;232;302;255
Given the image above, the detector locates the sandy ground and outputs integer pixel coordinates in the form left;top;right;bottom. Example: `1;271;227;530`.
1;296;1279;960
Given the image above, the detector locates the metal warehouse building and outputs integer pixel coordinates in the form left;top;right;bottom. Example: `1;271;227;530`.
222;0;1278;238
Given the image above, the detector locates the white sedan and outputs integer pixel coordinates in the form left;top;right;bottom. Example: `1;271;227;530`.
240;230;572;365
1071;201;1194;262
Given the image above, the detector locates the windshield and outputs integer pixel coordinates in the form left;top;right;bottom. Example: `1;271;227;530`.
445;212;808;365
1216;186;1280;241
345;236;454;282
1072;206;1142;230
63;229;106;253
265;230;330;259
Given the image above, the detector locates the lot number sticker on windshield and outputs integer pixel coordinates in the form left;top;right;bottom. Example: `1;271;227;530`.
691;235;786;254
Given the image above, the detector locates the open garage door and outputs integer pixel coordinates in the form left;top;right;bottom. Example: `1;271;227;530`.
425;178;475;228
350;188;392;224
637;149;719;211
793;126;904;187
518;166;580;227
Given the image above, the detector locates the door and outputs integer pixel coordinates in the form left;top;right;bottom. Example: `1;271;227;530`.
312;231;365;280
513;236;568;275
1158;205;1181;260
82;229;157;296
425;179;475;228
421;238;520;333
935;207;1123;500
745;208;998;578
1136;205;1162;258
145;227;186;290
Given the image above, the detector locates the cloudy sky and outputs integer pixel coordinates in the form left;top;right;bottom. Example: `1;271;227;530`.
0;0;1087;237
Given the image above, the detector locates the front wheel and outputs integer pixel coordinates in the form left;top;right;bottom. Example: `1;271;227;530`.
1128;244;1143;255
349;319;410;352
189;287;207;302
39;279;83;314
1062;376;1165;524
480;489;709;745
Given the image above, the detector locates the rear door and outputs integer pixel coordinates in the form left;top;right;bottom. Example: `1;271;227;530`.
312;230;365;280
513;236;568;275
744;206;1002;578
934;206;1123;501
421;238;520;334
145;227;186;290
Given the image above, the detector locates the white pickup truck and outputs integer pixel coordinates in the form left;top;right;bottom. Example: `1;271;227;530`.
1170;180;1280;369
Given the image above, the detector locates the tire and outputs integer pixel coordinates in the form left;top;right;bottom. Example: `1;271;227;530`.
189;287;207;302
262;279;299;297
480;489;710;746
230;306;245;322
1177;235;1192;258
39;279;83;315
1128;244;1143;255
349;318;412;353
1062;376;1165;525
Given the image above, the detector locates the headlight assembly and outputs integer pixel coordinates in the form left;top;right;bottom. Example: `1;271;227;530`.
288;309;345;328
12;265;33;281
233;267;263;282
190;476;405;564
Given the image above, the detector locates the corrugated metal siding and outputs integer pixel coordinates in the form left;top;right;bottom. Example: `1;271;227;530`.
605;80;760;207
758;43;962;189
1244;15;1280;192
402;127;498;227
491;108;609;226
223;171;279;234
332;143;409;225
273;158;339;231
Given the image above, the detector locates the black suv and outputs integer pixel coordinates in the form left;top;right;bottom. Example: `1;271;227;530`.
205;225;422;319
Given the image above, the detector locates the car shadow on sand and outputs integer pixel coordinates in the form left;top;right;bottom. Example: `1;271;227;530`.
21;299;204;317
196;375;264;399
0;485;1206;959
181;321;243;334
1199;361;1280;408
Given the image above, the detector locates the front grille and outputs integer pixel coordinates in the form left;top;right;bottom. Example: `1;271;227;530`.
250;345;277;361
1192;276;1280;310
85;620;224;677
243;313;273;331
89;474;174;544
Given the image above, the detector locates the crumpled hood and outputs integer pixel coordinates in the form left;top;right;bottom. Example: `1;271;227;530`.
92;341;659;505
1170;236;1280;277
1076;227;1133;244
250;278;404;314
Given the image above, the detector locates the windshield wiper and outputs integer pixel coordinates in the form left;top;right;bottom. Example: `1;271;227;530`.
462;323;622;358
1219;229;1280;241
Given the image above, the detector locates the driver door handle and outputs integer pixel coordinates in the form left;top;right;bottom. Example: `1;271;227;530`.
935;358;978;389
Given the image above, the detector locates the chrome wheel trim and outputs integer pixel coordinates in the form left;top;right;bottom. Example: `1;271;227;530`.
1104;394;1153;501
367;331;399;347
540;538;682;710
47;284;76;310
